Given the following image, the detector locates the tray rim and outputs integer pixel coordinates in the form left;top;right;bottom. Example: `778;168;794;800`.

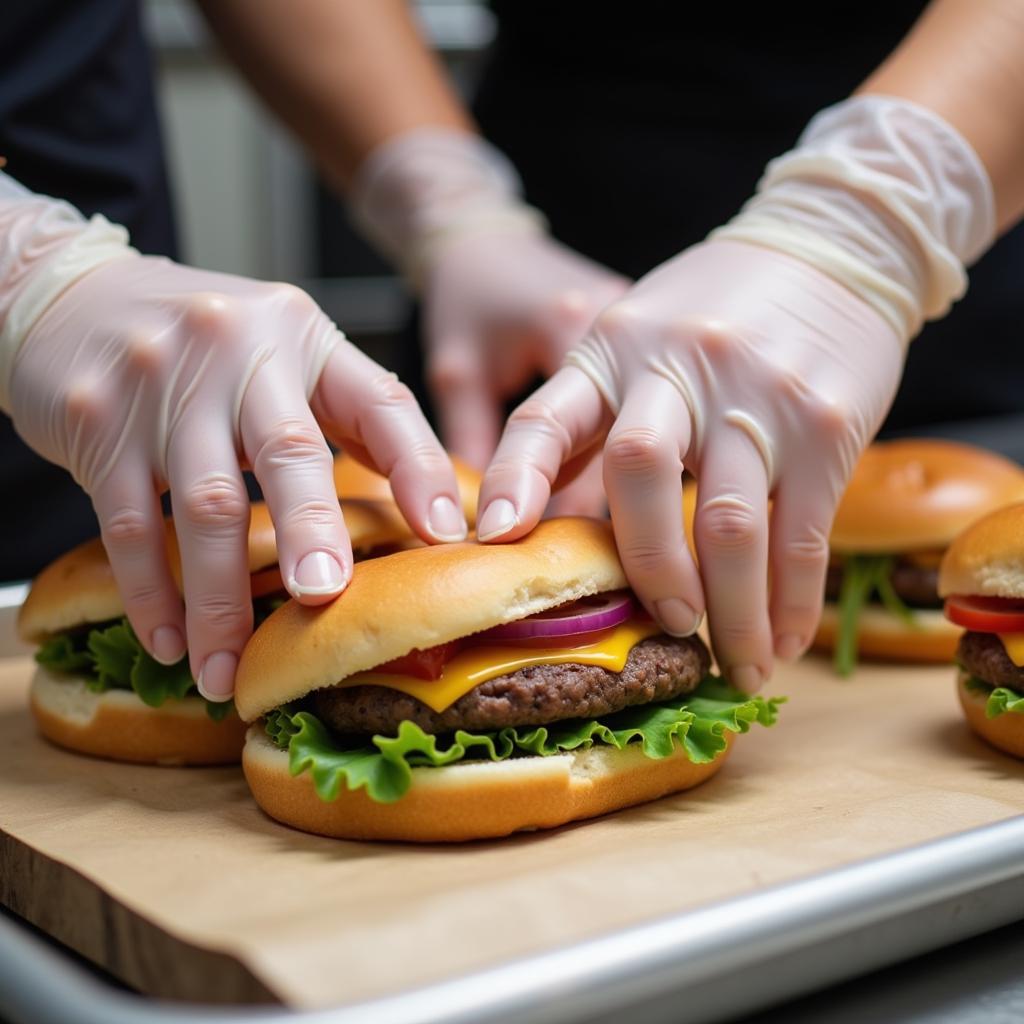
2;812;1024;1024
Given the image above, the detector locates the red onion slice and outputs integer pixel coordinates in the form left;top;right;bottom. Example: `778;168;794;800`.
476;591;635;642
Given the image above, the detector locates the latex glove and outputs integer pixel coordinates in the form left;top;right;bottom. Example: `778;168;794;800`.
1;179;467;701
477;96;994;689
351;129;627;513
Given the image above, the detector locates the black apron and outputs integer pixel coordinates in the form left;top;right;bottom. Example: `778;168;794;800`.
473;1;1024;444
0;0;177;580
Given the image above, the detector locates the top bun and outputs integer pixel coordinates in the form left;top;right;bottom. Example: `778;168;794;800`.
939;501;1024;599
235;517;628;722
17;498;426;643
830;440;1024;554
333;452;481;524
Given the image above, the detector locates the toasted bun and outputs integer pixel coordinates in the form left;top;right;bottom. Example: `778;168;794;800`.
938;501;1024;599
333;452;481;524
242;724;729;842
30;667;247;765
235;517;627;722
830;440;1024;554
957;672;1024;759
812;604;961;663
17;496;430;643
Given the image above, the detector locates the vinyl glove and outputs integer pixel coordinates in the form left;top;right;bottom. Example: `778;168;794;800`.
0;174;466;700
351;129;627;513
476;96;995;690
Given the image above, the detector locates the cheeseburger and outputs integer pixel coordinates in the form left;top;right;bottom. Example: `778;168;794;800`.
236;518;781;842
19;454;480;766
940;502;1024;759
814;440;1024;675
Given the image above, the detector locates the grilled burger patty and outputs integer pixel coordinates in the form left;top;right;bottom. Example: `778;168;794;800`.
958;631;1024;689
824;561;941;608
312;635;710;736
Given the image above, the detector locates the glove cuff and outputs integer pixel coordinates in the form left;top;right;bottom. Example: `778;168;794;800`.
711;95;995;341
350;128;546;289
0;182;136;412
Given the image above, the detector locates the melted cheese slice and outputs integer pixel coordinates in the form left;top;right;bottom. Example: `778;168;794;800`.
338;619;663;713
998;633;1024;667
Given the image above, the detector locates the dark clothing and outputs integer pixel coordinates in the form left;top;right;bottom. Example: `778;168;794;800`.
475;1;1024;437
0;0;177;580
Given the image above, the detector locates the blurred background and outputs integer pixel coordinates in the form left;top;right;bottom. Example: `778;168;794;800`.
145;0;492;372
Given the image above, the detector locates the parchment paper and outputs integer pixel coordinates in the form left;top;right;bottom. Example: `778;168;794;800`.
1;605;1022;1008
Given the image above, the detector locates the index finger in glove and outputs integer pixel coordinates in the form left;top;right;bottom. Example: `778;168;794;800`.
240;355;352;605
694;429;772;692
603;377;704;637
477;366;609;543
313;340;468;544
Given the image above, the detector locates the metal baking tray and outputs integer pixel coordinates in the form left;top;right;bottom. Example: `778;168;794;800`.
1;815;1023;1024
2;581;1023;1024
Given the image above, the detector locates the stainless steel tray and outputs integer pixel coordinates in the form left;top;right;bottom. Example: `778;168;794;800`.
2;815;1024;1024
2;581;1023;1024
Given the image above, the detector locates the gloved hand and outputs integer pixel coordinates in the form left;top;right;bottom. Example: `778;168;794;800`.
0;177;467;700
351;129;627;513
476;96;995;689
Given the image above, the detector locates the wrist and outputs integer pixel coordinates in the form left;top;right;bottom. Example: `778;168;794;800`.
350;128;545;289
0;182;136;412
710;95;995;342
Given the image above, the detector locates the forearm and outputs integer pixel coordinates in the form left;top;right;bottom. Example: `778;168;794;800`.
195;0;472;189
859;0;1024;232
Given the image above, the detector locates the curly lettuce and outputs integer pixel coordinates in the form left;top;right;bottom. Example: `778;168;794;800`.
35;618;234;721
834;554;919;677
265;678;784;804
964;676;1024;719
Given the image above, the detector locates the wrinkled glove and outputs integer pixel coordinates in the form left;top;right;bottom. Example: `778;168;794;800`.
0;174;466;699
351;129;627;513
476;96;995;689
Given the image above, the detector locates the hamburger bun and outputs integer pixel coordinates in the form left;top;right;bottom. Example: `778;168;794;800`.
957;672;1024;760
242;724;730;843
830;440;1024;554
938;501;1024;600
18;498;428;644
812;605;961;663
30;667;247;766
235;516;628;722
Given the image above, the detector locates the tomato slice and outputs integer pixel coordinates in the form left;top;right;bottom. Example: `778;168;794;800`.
944;595;1024;633
374;640;465;680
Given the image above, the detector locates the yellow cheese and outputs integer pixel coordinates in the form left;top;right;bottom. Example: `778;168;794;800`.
338;619;663;713
998;632;1024;667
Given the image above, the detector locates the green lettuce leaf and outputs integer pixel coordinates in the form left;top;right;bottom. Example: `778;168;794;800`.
36;617;232;721
266;680;784;805
35;633;93;674
965;677;1024;719
834;554;919;677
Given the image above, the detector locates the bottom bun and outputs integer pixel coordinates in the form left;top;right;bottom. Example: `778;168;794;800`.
813;605;961;664
31;667;247;766
958;673;1024;760
243;724;731;842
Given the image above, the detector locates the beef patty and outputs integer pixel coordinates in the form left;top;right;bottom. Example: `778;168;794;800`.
958;631;1024;689
824;560;941;608
312;635;710;736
